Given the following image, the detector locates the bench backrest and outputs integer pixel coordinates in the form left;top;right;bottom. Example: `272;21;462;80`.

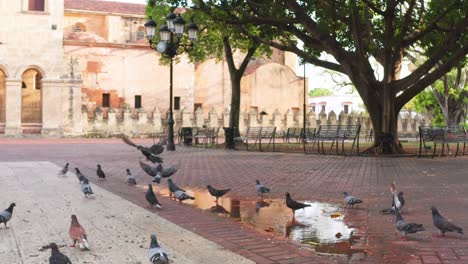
286;127;302;137
338;125;361;138
316;125;340;138
245;127;262;138
419;126;448;142
260;127;276;138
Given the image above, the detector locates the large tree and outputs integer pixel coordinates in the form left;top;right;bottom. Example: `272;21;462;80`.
187;0;468;153
147;1;278;148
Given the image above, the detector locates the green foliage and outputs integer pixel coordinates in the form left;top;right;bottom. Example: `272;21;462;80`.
309;88;334;97
413;90;445;126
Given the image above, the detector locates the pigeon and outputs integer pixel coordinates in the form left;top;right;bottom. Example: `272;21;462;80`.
0;203;16;228
96;164;106;180
285;192;311;216
148;234;168;264
431;206;463;237
343;192;363;208
255;180;270;198
395;212;425;240
74;168;87;184
58;163;69;177
49;242;72;264
207;185;231;203
167;179;186;193
69;215;89;250
126;168;136;185
381;182;405;214
153;165;177;184
174;190;195;202
122;137;164;164
146;184;162;209
81;179;94;197
140;161;159;177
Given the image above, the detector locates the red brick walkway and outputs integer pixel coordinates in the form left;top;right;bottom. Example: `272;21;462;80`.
1;138;467;263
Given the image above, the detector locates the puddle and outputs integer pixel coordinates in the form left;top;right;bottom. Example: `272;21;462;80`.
145;185;364;257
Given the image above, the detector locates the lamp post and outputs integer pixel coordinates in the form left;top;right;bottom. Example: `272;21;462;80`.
302;63;307;153
145;13;198;151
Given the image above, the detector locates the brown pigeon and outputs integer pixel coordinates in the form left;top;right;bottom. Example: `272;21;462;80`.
68;215;89;250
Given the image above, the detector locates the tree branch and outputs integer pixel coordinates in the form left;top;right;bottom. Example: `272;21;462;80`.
361;0;385;15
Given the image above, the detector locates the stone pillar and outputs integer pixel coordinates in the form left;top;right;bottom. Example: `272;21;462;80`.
81;106;89;134
152;107;162;133
285;109;295;128
319;110;327;126
41;81;62;136
208;108;218;128
307;110;316;130
328;111;337;126
182;108;193;127
195;107;204;127
248;109;258;127
4;79;21;135
272;109;282;130
223;108;230;128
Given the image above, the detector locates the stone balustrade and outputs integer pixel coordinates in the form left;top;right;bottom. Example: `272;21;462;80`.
81;107;428;138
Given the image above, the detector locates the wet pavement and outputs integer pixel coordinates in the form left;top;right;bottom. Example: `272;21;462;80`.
1;138;468;264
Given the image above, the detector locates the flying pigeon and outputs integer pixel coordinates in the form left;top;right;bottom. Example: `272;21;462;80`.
148;234;168;264
49;242;72;264
58;163;69;177
381;182;405;214
81;179;94;197
0;203;16;228
140;161;159;177
126;168;136;185
255;180;270;198
343;192;363;208
146;184;162;209
74;168;87;184
285;192;311;217
207;185;231;203
174;190;195;202
96;164;106;181
395;212;425;240
122;137;164;164
431;206;463;237
69;215;89;250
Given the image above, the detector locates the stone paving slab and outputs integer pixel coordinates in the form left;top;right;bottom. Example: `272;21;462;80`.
0;161;254;264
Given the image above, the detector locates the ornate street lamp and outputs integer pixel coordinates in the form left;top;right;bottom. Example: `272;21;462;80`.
145;13;198;151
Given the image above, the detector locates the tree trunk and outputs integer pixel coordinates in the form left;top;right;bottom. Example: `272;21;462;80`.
226;74;241;149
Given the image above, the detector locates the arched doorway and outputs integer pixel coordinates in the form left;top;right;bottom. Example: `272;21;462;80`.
0;69;5;133
21;69;42;133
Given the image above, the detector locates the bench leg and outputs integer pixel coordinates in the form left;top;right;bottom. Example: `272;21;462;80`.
432;142;437;158
455;142;460;157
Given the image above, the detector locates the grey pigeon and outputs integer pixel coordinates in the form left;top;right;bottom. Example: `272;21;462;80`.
174;190;195;202
146;184;162;209
96;164;106;180
395;212;425;240
0;203;16;228
255;180;270;198
58;163;69;177
126;168;136;185
167;179;186;194
431;206;463;237
343;192;363;208
122;137;164;164
49;242;72;264
207;185;231;203
286;192;311;217
81;179;94;197
382;191;405;214
140;161;159;177
148;234;168;264
74;168;87;184
153;165;177;184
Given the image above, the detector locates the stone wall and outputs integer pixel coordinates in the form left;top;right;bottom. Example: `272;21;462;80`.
81;107;428;138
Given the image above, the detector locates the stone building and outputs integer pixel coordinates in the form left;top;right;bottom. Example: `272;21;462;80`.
0;0;306;137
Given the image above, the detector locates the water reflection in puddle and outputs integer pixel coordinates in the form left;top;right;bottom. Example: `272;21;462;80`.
146;185;362;257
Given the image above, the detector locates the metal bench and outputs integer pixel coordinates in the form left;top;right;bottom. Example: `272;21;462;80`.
193;127;220;146
284;127;302;143
237;127;276;151
308;124;360;155
419;126;466;158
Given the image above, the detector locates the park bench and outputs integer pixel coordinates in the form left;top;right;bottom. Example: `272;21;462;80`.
193;127;220;146
284;127;303;142
308;124;361;155
237;127;276;151
419;126;466;158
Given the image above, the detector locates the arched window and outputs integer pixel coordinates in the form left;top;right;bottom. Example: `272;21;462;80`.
72;23;86;32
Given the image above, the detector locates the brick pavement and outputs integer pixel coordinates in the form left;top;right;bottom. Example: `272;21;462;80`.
1;138;467;264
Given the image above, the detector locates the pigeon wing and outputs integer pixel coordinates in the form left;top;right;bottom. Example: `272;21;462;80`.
122;137;139;148
140;161;158;177
149;144;165;155
160;166;177;178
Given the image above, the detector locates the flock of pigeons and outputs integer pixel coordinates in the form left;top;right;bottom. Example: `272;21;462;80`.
0;138;464;263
